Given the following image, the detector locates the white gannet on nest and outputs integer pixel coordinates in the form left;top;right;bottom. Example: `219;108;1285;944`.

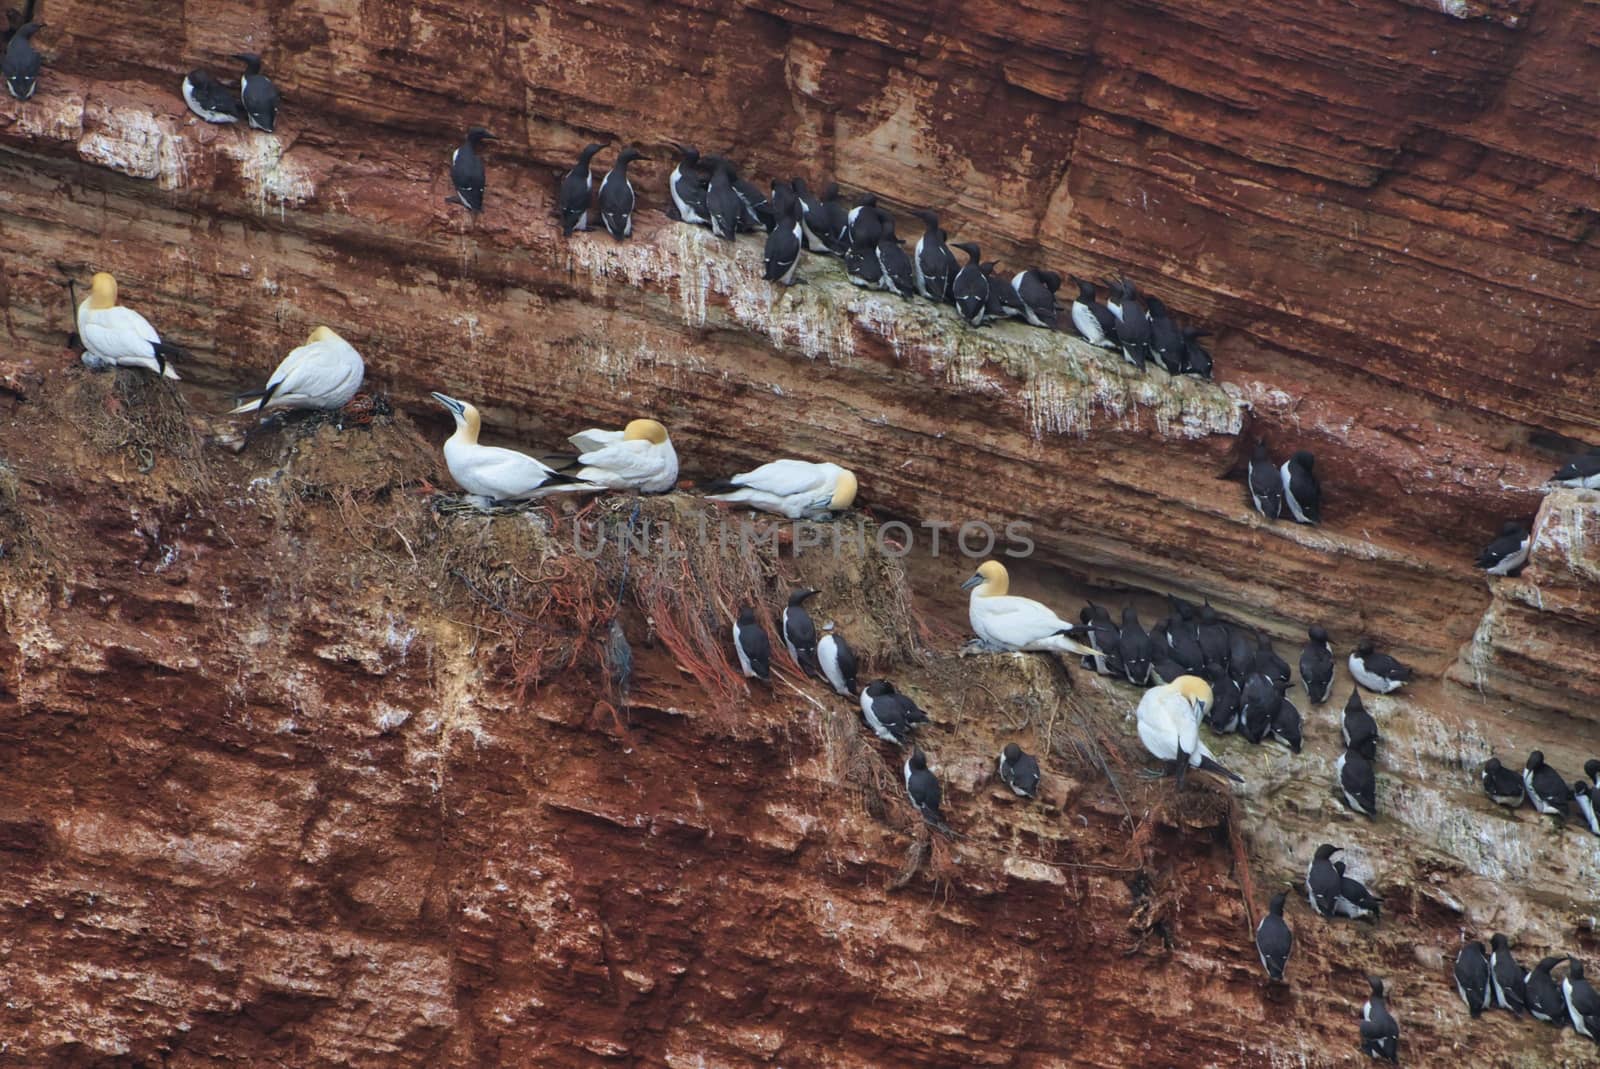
229;326;365;415
1134;675;1243;787
76;272;188;379
705;460;858;520
960;560;1097;657
431;392;602;506
567;419;679;493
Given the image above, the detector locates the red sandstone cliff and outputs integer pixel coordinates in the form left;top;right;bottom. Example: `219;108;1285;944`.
2;1;1598;1066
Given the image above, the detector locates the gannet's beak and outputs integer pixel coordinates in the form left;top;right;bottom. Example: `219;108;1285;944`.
960;573;983;591
430;392;465;418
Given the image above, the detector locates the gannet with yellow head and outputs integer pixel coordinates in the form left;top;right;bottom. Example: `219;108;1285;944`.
705;459;857;520
76;272;188;380
229;326;365;415
567;418;679;493
959;560;1098;658
1134;675;1243;787
431;392;603;505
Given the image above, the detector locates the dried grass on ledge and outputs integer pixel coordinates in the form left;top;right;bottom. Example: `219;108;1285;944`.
49;367;211;492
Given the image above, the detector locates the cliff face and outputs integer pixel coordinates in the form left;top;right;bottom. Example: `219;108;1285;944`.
2;1;1599;1067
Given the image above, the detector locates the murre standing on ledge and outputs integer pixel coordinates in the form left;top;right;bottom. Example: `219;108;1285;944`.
1111;281;1152;372
1299;624;1335;704
997;743;1041;799
1280;450;1321;524
230;326;364;416
951;243;990;327
1069;278;1120;351
1348;639;1411;693
1182;326;1214;378
704;157;744;242
182;69;243;123
876;216;917;299
763;187;804;287
1475;521;1530;577
1333;862;1382;920
430;393;602;506
1144;296;1185;374
2;20;40;100
1574;781;1600;836
1525;956;1568;1026
818;626;858;698
732;605;772;684
448;127;496;213
559;143;605;235
1248;442;1283;520
1306;844;1343;917
704;459;858;519
232;53;279;132
960;560;1097;657
912;210;957;302
1117;606;1153;686
859;680;930;744
1551;450;1600;490
1360;977;1400;1063
598;146;643;241
667;145;710;225
781;589;821;678
76;272;189;380
1455;941;1491;1018
1336;745;1378;819
809;182;851;256
1480;756;1525;808
1012;269;1061;329
1563;958;1600;1039
1488;934;1527;1017
846;193;884;247
1523;751;1573;820
1255;891;1293;983
1135;676;1244;787
904;748;947;827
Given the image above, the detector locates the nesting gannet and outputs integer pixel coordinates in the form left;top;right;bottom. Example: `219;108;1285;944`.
567;419;678;493
76;272;187;379
431;392;601;504
1134;675;1243;786
961;561;1097;658
229;326;364;415
705;460;858;520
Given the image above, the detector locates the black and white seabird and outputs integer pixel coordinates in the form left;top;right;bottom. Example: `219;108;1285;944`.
846;193;883;247
705;157;744;241
983;261;1024;320
1333;863;1383;920
997;743;1041;799
818;628;858;698
781;589;820;677
1551;451;1600;490
1306;844;1343;917
1248;442;1283;520
1112;281;1152;372
734;175;775;232
1239;672;1279;744
182;69;243;123
1342;689;1379;761
1359;977;1400;1064
1475;521;1530;577
904;748;946;826
763;189;804;287
1144;296;1185;374
1336;746;1378;819
844;234;883;289
1165;618;1206;674
1563;958;1600;1039
1588;758;1600;788
1105;278;1126;322
1118;606;1153;686
449;127;496;213
911;211;957;303
1526;956;1569;1026
860;680;930;744
668;145;710;225
1197;605;1230;668
1480;757;1525;808
1203;671;1241;734
1069;278;1120;351
1182;327;1214;378
1523;751;1572;819
1255;631;1292;692
789;178;823;249
875;217;917;299
1488;934;1526;1017
1455;941;1491;1018
1280;451;1321;524
1080;603;1123;677
1270;696;1303;753
1349;639;1412;694
1299;624;1335;704
732;605;771;683
559;143;605;235
1011;269;1061;330
951;243;989;327
598;146;643;240
811;182;851;255
232;52;279;133
1575;782;1600;836
1255;891;1293;983
3;19;40;100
